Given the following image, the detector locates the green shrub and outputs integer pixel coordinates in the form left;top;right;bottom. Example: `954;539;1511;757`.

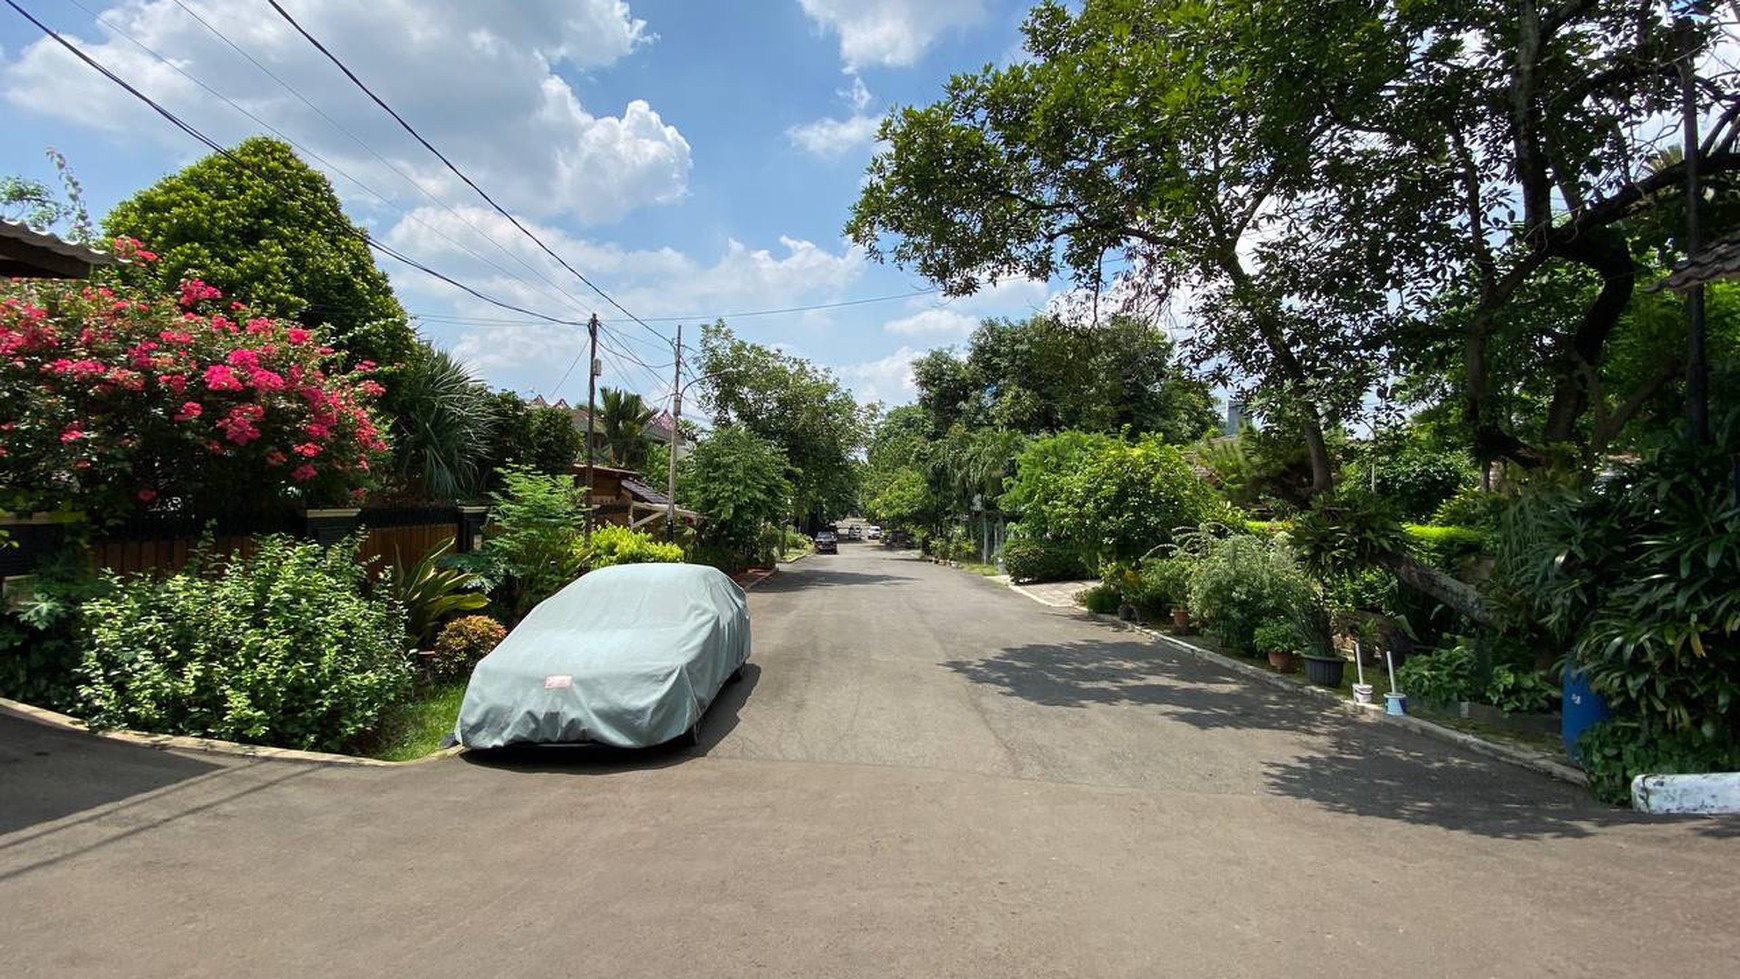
0;546;113;711
1395;644;1479;706
1494;429;1740;749
1252;619;1300;655
1080;583;1122;614
77;535;412;752
429;614;506;680
1430;486;1508;531
783;527;811;555
584;525;684;569
470;466;587;620
1125;555;1194;620
1578;719;1740;805
1187;534;1314;654
1486;664;1555;714
386;537;487;648
1403;524;1490;573
1002;528;1089;582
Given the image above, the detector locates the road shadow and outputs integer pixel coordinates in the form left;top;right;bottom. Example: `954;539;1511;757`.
942;639;1328;734
753;568;916;592
942;637;1709;840
0;711;223;836
1261;725;1673;840
458;662;762;774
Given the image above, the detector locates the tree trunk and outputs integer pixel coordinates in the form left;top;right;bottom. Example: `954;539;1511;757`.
1375;548;1496;629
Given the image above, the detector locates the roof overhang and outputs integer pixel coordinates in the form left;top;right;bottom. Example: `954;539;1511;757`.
0;220;118;280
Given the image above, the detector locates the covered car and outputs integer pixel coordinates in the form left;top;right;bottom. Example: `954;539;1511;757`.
455;562;750;749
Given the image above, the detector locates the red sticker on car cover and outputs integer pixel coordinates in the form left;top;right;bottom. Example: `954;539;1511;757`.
544;675;572;689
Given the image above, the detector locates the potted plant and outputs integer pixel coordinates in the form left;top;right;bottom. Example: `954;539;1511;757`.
1301;648;1347;687
1253;619;1299;672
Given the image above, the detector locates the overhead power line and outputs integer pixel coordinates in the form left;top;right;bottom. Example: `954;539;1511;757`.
165;0;608;326
2;0;588;330
264;0;671;347
407;287;943;328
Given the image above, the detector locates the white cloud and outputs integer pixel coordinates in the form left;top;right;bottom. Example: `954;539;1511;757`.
1;0;687;224
882;276;1048;335
383;205;867;378
788;75;882;157
798;0;987;70
832;344;925;406
884;308;978;336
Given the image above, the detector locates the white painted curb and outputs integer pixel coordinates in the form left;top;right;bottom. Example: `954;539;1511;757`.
1631;771;1740;815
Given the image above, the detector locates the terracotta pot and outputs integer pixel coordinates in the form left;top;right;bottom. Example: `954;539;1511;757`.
1266;649;1296;672
1171;607;1191;632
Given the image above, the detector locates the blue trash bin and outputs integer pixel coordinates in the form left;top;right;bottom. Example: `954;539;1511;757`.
1561;665;1609;762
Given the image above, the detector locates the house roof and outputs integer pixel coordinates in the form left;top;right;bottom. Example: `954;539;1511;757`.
620;476;670;506
0;219;118;279
1659;233;1740;292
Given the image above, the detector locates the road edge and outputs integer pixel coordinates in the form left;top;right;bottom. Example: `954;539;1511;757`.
0;695;463;767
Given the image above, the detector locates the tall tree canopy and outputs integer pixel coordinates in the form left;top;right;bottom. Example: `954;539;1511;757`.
849;0;1740;490
104;137;417;382
597;387;659;470
696;322;868;525
914;313;1216;440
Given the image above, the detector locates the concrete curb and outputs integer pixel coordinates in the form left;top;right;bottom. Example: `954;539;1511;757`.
1631;771;1740;814
1011;598;1591;788
0;696;463;767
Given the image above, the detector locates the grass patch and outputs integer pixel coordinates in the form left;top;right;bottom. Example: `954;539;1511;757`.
955;560;1001;577
365;680;467;761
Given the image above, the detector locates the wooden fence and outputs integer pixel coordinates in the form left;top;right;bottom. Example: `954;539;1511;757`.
1;505;489;579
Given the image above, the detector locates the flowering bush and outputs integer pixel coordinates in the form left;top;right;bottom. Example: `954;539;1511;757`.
0;243;388;518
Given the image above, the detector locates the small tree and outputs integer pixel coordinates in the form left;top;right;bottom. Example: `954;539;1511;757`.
680;427;791;569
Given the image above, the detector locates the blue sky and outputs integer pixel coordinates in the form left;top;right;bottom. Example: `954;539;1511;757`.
0;0;1054;408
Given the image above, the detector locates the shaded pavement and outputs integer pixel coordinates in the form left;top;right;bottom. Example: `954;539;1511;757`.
2;545;1735;977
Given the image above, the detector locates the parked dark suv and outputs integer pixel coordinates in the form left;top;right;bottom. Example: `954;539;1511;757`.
813;530;838;554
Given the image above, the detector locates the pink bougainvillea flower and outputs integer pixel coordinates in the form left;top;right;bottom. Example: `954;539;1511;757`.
245;318;272;335
265;448;287;466
286;327;310;344
225;348;259;369
158;329;193;344
173;401;203;421
248;368;286;392
291;463;317;482
162;374;187;394
136;249;157;263
137;488;157;503
304;421;331;438
59;424;84;443
293;442;321;458
178;279;223;308
202;364;244;391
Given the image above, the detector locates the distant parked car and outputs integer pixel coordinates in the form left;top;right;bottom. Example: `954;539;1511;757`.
455;563;750;749
867;526;881;540
814;530;838;554
846;526;864;541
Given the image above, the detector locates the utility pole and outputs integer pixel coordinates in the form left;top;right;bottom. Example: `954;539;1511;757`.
667;323;682;542
1679;14;1709;443
584;313;599;531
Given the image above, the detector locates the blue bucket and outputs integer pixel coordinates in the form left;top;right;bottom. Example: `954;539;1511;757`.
1561;665;1610;762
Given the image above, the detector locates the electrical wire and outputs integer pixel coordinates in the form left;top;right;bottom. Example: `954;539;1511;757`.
165;0;609;326
265;0;673;347
61;0;604;330
2;0;588;330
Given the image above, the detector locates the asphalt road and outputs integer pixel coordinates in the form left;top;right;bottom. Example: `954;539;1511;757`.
3;545;1736;978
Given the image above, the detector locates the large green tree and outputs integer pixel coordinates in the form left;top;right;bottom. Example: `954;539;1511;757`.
696;322;867;526
679;426;793;566
104;137;417;385
914;313;1216;440
849;0;1740;485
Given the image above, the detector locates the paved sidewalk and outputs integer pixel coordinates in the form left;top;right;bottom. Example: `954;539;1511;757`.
1007;577;1096;607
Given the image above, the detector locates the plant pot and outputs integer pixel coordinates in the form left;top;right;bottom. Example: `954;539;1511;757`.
1266;649;1296;672
1118;603;1138;621
1170;607;1191;633
1384;692;1408;716
1351;682;1375;705
1301;654;1345;688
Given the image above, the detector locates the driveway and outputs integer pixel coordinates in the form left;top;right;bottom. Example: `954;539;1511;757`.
2;545;1735;977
